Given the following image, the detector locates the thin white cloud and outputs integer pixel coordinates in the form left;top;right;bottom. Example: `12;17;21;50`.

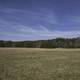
70;16;80;23
0;19;80;39
0;8;80;40
0;7;57;25
18;25;80;38
0;26;80;40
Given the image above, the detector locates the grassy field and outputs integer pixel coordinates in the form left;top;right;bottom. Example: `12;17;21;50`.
0;48;80;80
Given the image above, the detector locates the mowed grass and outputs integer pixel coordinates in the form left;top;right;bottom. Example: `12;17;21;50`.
0;48;80;80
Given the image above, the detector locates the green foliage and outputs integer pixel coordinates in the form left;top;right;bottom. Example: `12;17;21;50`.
0;37;80;48
0;40;5;47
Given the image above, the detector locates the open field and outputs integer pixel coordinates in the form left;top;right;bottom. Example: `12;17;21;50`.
0;48;80;80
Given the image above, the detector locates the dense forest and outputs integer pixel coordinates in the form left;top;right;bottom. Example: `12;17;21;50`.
0;37;80;48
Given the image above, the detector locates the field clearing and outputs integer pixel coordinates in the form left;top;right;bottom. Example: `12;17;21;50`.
0;48;80;80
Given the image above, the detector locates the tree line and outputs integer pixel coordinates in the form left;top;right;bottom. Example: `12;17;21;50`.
0;37;80;48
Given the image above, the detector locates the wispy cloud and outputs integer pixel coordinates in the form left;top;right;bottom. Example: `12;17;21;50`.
0;7;57;25
17;25;80;38
0;20;80;40
71;16;80;23
0;8;80;40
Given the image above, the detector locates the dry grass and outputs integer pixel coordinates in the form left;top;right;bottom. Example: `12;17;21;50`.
0;48;80;80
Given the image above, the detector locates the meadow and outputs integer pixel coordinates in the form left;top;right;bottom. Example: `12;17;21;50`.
0;48;80;80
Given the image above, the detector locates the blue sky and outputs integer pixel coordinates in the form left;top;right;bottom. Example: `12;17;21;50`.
0;0;80;40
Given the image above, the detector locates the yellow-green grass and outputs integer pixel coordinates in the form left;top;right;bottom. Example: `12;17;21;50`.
0;48;80;80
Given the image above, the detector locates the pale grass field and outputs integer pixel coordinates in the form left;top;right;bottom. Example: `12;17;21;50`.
0;48;80;80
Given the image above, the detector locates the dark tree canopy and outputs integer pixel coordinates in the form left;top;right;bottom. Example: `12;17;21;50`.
0;38;80;48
